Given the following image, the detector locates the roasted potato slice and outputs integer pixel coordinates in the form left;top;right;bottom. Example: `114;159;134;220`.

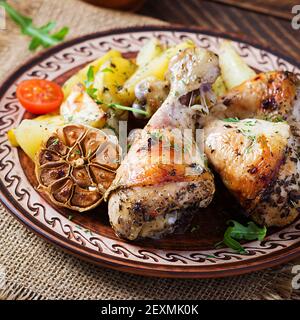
11;115;64;160
136;38;163;67
62;50;121;98
219;40;256;89
119;41;195;104
93;56;137;106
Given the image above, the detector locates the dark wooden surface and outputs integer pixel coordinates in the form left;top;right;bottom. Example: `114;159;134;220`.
213;0;297;19
138;0;300;61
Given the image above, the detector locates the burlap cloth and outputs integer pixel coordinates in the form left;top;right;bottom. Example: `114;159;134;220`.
0;0;299;300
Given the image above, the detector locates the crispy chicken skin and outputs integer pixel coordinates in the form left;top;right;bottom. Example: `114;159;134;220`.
106;48;219;240
206;71;300;227
218;71;298;120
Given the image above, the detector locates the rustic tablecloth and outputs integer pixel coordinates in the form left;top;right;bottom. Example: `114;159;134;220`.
0;0;299;300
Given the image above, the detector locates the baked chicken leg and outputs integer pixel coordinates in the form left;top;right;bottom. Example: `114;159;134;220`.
205;71;300;227
106;47;219;240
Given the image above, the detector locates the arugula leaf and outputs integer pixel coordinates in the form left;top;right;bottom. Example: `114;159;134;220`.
228;220;267;241
216;220;267;254
0;1;69;51
51;26;69;41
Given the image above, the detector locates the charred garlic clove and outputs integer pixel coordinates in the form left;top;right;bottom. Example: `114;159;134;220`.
35;124;120;212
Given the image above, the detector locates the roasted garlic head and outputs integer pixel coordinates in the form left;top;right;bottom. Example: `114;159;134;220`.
35;124;120;212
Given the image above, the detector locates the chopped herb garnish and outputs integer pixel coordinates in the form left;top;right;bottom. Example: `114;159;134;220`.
243;120;257;127
0;1;69;51
68;215;73;221
74;149;81;155
244;134;256;153
52;138;59;145
66;115;74;123
216;220;267;254
265;114;285;123
101;67;114;73
149;131;164;142
222;117;240;122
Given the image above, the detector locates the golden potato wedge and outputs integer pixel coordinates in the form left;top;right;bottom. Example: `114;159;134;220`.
119;41;195;104
62;50;121;98
7;129;19;147
13;115;64;160
136;38;163;67
219;40;256;90
93;56;136;106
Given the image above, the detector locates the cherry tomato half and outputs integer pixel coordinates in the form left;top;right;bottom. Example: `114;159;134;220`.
16;79;64;114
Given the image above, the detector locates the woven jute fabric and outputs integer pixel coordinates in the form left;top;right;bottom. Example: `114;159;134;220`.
0;0;299;300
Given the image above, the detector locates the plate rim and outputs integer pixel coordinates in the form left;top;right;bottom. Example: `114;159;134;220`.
0;24;300;278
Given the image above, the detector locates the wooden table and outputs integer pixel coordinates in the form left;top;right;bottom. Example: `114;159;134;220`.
139;0;300;62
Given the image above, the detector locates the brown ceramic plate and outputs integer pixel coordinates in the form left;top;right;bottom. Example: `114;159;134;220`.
0;26;299;278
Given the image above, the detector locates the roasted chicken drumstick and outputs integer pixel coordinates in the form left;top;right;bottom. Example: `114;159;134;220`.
205;71;300;227
106;47;220;240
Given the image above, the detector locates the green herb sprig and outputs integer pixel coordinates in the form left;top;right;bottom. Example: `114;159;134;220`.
216;220;267;254
0;1;69;51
